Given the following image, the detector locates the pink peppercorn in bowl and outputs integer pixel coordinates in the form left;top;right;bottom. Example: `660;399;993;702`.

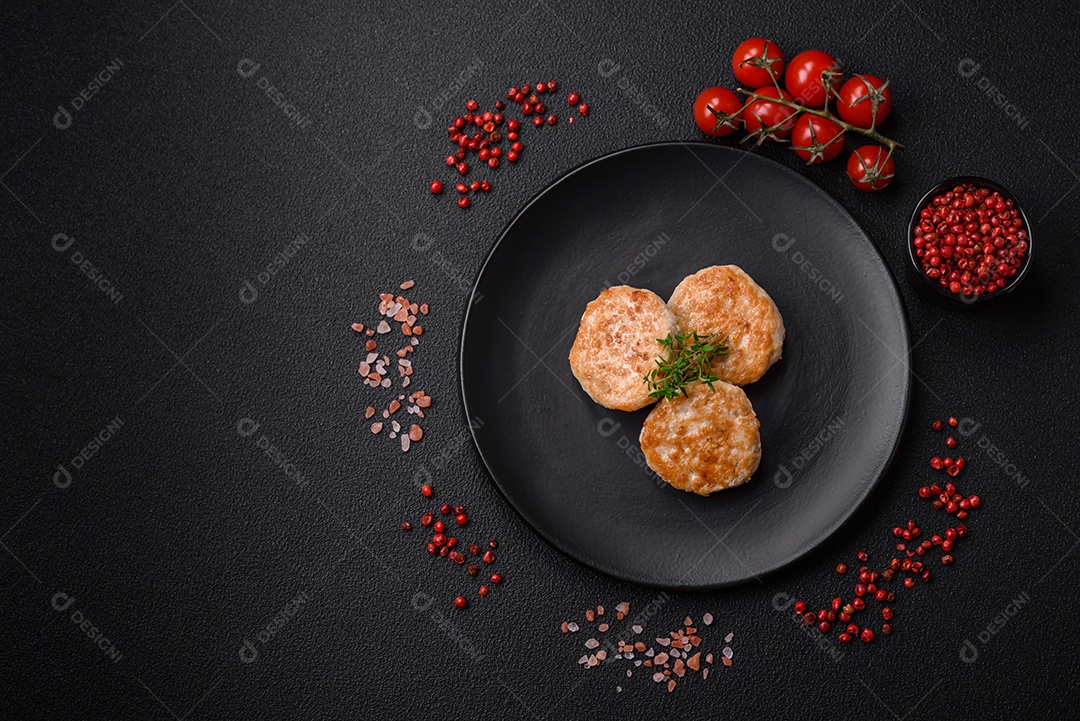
907;177;1032;304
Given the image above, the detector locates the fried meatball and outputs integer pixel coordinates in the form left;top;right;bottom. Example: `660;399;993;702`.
568;286;677;411
667;265;785;386
639;380;761;495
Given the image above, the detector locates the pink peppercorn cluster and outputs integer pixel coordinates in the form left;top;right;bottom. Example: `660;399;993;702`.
928;416;969;483
790;413;981;645
912;183;1028;299
406;485;503;609
428;81;590;208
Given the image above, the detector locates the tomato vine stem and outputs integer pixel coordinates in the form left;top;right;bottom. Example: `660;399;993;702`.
736;87;905;151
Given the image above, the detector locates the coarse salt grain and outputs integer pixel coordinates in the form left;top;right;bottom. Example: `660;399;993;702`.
703;613;713;626
632;625;642;634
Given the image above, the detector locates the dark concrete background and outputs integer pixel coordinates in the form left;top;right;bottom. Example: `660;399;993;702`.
4;1;1079;718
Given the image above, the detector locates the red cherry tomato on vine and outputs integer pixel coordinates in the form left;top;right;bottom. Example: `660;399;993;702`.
783;50;840;108
693;87;743;137
732;37;785;89
847;145;895;191
791;114;845;164
742;87;797;142
837;74;893;129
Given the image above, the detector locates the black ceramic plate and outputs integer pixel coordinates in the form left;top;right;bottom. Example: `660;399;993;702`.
460;142;910;588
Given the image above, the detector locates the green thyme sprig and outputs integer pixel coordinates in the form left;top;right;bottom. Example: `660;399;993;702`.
644;331;729;400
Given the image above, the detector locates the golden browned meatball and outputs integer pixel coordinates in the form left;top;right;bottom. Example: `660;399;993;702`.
569;286;677;411
667;265;785;386
639;380;761;495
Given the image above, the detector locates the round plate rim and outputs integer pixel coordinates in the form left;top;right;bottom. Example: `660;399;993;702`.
458;140;912;589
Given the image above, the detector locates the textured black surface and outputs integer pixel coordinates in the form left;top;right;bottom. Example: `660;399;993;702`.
462;142;911;587
4;1;1080;719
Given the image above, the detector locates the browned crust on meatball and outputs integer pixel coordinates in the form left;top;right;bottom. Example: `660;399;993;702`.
639;381;761;495
568;286;677;411
667;265;785;386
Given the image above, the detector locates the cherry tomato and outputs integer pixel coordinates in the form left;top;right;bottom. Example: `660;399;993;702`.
693;87;742;137
732;37;785;89
791;114;845;164
742;87;797;142
837;74;893;129
783;50;840;108
847;145;895;191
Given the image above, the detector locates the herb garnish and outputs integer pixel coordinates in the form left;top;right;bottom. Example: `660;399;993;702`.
644;331;729;400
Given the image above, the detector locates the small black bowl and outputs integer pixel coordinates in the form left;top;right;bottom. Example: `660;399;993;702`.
907;176;1033;305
